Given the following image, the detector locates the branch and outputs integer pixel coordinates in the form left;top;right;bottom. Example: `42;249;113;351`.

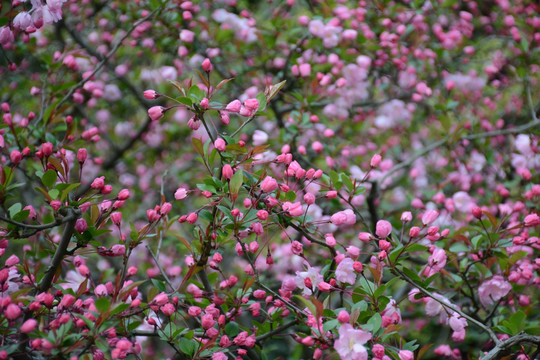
38;207;81;293
392;266;500;344
54;8;161;112
0;213;72;232
255;320;297;342
481;333;540;360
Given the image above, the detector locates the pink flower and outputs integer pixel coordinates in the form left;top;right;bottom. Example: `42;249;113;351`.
478;275;512;307
334;324;371;360
260;176;278;192
214;138;226;152
337;310;350;324
422;209;439;225
5;255;19;267
111;212;122;226
201;314;215;329
144;90;158;99
331;210;356;225
335;258;357;284
222;164;234;179
21;319;37;333
424;247;447;277
375;220;392;238
225;100;242;113
91;176;105;189
524;213;540;227
398;350;414;360
75;219;87;234
370;154;382;167
298;63;311;77
4;303;21;320
77;148;87;163
148;106;165;121
244;98;260;111
175;188;188;200
179;29;195;43
283;201;303;217
202;58;213;72
153;292;168;306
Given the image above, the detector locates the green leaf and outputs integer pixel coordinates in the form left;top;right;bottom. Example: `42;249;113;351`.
179;337;197;356
230;169;243;195
449;243;469;253
501;311;526;335
340;173;354;192
225;322;240;337
42;169;57;188
188;85;204;101
94;297;110;313
323;319;340;332
366;313;382;333
256;92;267;112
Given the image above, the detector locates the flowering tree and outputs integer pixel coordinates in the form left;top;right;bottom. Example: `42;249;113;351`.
0;0;539;359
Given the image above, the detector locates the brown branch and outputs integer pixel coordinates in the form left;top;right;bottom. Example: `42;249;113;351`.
481;333;540;360
38;207;81;293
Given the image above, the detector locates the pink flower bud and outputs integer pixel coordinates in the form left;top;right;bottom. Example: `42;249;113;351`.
318;281;331;292
41;142;53;156
10;150;22;164
202;58;213;72
75;219;87;233
186;212;198;224
160;202;172;215
375;220;392;238
401;211;412;222
50;200;62;212
422;209;439;225
337;310;350;323
524;213;540;227
358;232;372;243
153;292;169;306
200;98;209;109
4;303;21;320
117;189;130;200
222;164;234;179
5;254;19;267
20;319;37;333
244;98;260;111
91;176;105;190
174;188;188;200
144;90;159;99
201;314;215;329
214;138;226;152
225;100;242;113
371;154;382;167
260;176;278;192
148;106;165;121
409;226;421;237
77;148;87;163
110;212;122;226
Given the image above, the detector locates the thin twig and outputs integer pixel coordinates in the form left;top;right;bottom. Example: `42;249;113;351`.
393;266;500;344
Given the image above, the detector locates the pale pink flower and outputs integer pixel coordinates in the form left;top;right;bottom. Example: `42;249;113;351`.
334;324;371;360
335;258;356;284
295;266;323;296
478;275;512;307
